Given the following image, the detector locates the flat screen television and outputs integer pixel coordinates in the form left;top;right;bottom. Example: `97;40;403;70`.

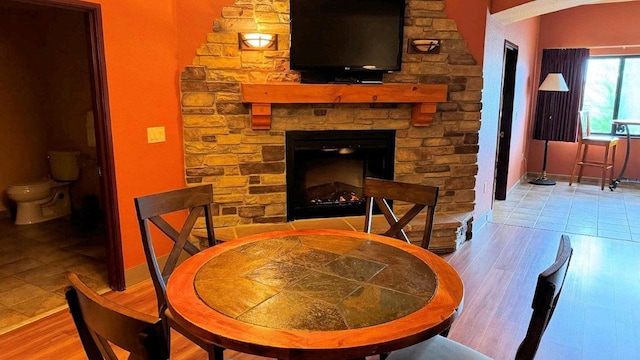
289;0;405;84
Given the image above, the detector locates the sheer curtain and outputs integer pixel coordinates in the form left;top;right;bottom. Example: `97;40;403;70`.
533;48;590;143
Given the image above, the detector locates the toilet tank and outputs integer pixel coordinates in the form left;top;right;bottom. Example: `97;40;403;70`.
48;151;81;181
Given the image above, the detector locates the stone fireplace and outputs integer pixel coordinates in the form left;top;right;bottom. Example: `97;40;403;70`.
181;0;481;252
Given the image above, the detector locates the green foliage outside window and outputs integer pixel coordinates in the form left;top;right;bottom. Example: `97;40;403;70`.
582;56;640;135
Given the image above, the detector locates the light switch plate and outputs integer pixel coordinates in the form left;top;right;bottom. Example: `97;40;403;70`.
147;126;166;143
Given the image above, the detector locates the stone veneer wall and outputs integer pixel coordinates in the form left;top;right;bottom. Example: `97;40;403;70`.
181;0;482;229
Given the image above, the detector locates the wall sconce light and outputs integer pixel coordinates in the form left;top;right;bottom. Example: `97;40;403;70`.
408;38;441;54
238;33;278;50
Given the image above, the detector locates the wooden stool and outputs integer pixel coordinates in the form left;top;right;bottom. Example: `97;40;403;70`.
569;111;618;190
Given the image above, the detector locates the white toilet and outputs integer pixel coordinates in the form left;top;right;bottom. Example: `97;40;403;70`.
7;151;81;225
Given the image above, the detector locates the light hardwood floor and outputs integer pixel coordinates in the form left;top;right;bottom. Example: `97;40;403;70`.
0;221;639;359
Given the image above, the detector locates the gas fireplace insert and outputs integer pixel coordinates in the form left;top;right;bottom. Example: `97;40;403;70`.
286;130;395;221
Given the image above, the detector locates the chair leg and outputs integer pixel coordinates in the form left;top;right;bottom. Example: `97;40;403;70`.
569;141;583;186
601;144;611;190
209;345;224;360
577;144;589;183
609;143;617;187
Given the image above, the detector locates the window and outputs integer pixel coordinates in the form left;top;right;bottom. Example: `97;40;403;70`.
582;56;640;135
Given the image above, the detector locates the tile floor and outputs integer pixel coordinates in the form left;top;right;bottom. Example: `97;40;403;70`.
0;216;108;335
492;179;640;242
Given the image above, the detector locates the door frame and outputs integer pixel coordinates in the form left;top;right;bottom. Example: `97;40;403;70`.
10;0;124;290
495;40;519;201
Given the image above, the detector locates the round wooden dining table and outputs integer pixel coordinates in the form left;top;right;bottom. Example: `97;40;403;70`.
166;228;464;359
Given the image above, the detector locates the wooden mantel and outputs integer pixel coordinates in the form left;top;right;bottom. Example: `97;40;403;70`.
241;83;448;130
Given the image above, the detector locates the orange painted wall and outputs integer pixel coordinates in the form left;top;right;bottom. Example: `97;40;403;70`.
538;2;640;50
176;0;230;68
530;2;640;180
477;14;540;220
81;0;232;272
82;0;185;270
444;0;488;65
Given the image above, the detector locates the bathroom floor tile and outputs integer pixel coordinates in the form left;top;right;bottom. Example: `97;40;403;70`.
0;306;29;329
13;265;66;283
0;217;108;335
27;271;73;292
0;250;27;267
0;276;28;290
0;284;51;307
27;248;76;264
11;292;67;318
0;258;46;276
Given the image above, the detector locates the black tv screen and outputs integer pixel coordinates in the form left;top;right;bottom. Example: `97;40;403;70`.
290;0;405;78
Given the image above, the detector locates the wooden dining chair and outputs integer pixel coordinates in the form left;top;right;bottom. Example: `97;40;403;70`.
363;177;439;250
386;234;573;360
514;234;573;359
134;184;223;360
569;111;618;190
65;272;169;360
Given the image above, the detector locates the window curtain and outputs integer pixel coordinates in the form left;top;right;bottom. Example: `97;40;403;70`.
533;48;589;142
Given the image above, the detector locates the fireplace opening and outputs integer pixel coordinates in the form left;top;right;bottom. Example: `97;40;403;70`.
286;130;395;221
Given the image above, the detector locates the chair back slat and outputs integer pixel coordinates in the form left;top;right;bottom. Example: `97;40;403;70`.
383;203;427;241
515;235;573;360
365;177;439;204
147;214;201;255
579;110;590;138
66;272;168;360
135;185;214;220
134;184;217;315
364;177;439;249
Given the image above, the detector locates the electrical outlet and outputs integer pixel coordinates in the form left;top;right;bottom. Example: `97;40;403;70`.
147;126;166;143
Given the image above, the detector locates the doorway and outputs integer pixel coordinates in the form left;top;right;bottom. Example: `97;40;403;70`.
495;41;518;201
2;0;123;290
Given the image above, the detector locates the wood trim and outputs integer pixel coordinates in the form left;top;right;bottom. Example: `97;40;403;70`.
241;83;448;130
411;103;438;127
250;103;272;130
86;1;124;291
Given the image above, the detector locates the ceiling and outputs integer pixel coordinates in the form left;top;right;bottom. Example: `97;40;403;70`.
493;0;640;24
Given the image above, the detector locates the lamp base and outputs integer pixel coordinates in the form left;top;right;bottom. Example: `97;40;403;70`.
530;139;556;186
529;176;556;186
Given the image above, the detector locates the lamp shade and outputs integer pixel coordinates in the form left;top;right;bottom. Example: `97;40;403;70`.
538;73;569;92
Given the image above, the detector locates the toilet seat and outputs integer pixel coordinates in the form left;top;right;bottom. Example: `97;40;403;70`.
7;179;53;195
7;179;72;225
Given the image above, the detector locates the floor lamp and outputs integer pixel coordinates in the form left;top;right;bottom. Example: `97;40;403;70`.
529;73;569;186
